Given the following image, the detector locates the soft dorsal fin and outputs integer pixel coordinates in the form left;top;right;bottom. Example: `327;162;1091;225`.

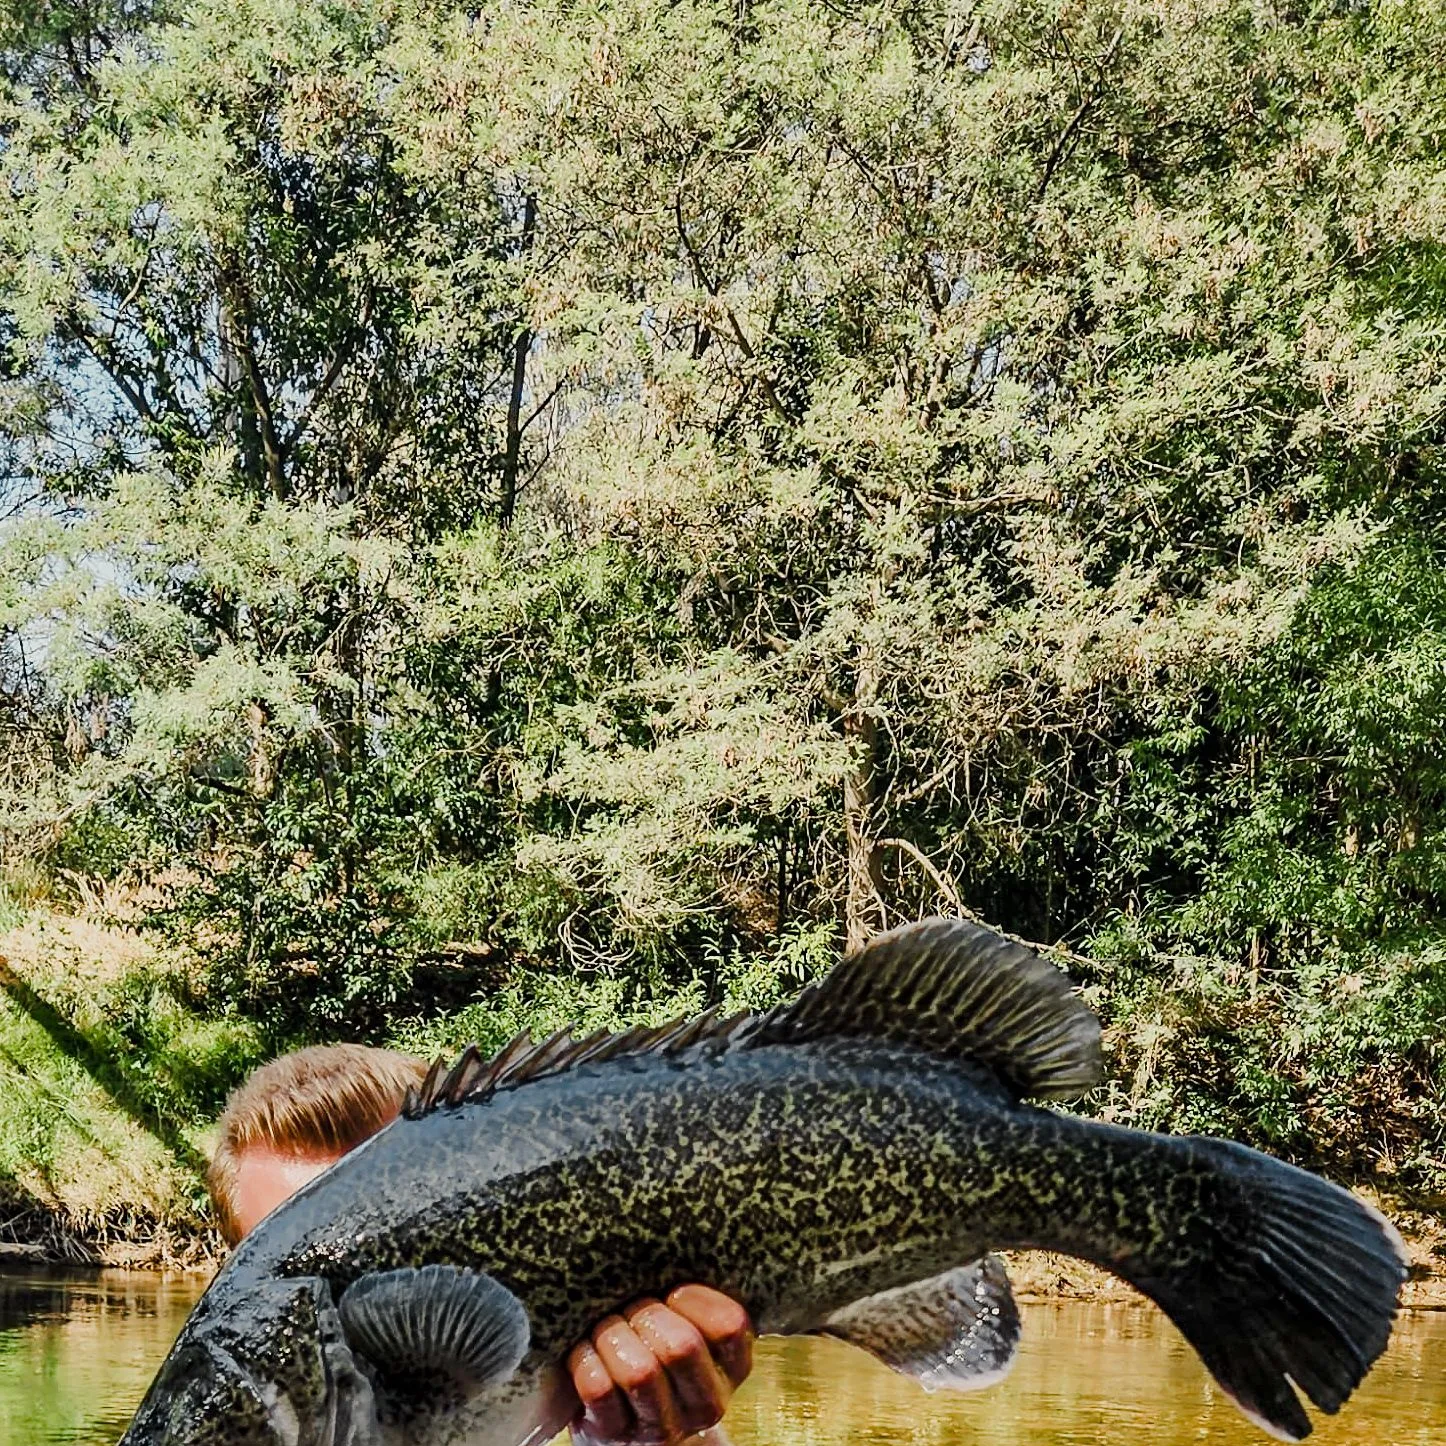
403;917;1101;1118
751;919;1102;1099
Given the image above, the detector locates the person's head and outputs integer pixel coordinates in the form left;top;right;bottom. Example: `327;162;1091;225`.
208;1043;428;1246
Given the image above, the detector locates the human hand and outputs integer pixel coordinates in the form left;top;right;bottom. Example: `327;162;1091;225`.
566;1284;753;1445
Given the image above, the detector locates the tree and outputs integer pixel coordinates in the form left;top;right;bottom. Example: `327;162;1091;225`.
2;0;1446;1187
388;0;1446;1173
0;0;546;1028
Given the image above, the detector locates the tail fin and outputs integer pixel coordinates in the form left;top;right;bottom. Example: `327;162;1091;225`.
1113;1137;1406;1440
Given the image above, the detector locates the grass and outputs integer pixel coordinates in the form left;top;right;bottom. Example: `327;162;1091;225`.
0;892;266;1266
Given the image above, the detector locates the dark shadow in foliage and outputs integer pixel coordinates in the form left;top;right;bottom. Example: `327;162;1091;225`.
0;958;209;1181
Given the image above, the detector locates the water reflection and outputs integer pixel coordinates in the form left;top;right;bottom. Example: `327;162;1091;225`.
728;1302;1445;1446
0;1270;1440;1446
0;1269;204;1445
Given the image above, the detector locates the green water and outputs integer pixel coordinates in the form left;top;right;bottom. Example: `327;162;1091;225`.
1;1268;1441;1445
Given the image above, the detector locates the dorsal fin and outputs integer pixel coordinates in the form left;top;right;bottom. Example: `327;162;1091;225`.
752;919;1102;1099
403;917;1101;1119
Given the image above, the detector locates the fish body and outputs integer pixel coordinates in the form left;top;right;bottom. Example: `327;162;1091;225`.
121;921;1407;1446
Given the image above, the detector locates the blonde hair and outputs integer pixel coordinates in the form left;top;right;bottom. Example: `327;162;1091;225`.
208;1043;429;1246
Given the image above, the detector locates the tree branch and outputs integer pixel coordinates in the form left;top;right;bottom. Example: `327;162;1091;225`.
875;839;1097;971
285;292;373;459
520;380;563;435
875;835;963;911
1037;26;1124;200
674;190;790;423
223;272;290;502
192;774;253;799
67;321;157;429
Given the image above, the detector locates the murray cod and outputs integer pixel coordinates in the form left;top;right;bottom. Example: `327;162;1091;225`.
121;919;1406;1446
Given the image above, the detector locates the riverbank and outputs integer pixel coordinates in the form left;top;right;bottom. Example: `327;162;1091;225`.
3;901;1444;1304
0;900;255;1270
4;1237;1445;1315
1008;1227;1446;1312
1009;1189;1446;1310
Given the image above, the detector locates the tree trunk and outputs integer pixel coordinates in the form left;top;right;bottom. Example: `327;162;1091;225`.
843;655;885;952
246;699;275;799
498;193;537;529
219;295;262;489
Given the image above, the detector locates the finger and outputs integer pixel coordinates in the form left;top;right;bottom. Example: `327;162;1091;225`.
568;1338;630;1443
624;1299;730;1435
665;1285;754;1388
590;1312;678;1443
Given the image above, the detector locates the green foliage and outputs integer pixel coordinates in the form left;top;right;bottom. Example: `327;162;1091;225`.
1;0;1445;1213
1088;536;1446;1183
390;919;837;1060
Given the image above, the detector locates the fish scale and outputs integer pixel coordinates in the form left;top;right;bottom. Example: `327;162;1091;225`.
120;919;1407;1446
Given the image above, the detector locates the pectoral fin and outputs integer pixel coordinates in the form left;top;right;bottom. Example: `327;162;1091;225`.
338;1264;530;1405
822;1255;1020;1391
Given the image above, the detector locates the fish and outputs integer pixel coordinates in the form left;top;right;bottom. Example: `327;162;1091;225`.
119;918;1407;1446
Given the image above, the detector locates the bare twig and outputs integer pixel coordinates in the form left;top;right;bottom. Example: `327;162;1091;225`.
876;835;963;911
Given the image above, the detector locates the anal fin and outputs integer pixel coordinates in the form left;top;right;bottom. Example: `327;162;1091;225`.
822;1256;1020;1392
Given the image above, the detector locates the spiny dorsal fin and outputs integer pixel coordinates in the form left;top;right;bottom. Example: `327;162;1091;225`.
403;1008;755;1118
403;917;1101;1119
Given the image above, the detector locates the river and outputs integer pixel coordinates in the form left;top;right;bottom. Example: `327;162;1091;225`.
1;1268;1440;1445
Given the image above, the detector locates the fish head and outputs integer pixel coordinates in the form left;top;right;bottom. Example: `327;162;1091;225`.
119;1276;379;1446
